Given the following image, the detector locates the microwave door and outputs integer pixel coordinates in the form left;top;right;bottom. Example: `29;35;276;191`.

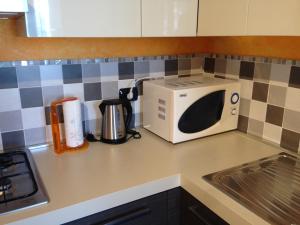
178;90;225;134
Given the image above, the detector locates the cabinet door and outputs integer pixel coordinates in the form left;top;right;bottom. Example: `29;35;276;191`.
142;0;198;37
25;0;141;37
197;0;249;36
247;0;300;35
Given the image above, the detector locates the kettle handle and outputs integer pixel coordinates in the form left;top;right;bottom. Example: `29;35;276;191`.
99;102;106;115
123;100;132;131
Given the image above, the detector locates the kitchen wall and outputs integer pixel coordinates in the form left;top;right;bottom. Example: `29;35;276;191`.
0;54;204;150
203;54;300;153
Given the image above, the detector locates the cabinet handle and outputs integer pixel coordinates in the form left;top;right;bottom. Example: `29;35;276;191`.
95;207;151;225
188;205;213;225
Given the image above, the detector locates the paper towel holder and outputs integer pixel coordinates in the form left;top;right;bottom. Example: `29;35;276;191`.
50;97;88;154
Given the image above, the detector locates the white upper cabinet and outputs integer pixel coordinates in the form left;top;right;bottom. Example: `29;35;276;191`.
247;0;300;35
25;0;141;37
197;0;250;36
142;0;198;37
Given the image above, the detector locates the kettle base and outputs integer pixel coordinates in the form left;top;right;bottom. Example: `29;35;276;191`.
101;136;127;144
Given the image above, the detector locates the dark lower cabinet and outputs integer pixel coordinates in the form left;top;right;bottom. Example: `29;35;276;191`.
63;188;229;225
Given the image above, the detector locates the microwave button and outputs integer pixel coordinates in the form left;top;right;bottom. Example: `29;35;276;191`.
231;108;237;115
231;93;240;104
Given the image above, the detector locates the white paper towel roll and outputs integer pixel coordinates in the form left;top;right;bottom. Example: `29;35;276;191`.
63;99;84;148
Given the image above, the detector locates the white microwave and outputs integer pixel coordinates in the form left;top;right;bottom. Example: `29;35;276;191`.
143;75;240;143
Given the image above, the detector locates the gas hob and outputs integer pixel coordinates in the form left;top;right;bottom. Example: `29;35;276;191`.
0;149;48;215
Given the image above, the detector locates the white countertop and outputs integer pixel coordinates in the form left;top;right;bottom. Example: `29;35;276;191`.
1;130;283;225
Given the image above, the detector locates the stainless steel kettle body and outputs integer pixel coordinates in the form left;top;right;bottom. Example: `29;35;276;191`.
99;99;132;144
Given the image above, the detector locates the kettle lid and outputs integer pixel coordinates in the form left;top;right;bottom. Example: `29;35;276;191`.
101;99;123;105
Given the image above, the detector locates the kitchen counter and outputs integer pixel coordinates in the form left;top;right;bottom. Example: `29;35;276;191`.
1;130;283;225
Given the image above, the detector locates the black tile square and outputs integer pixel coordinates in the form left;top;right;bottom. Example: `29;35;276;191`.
252;82;269;102
20;87;43;108
118;62;134;80
289;66;300;89
266;104;284;126
165;59;178;76
204;58;215;74
62;64;83;84
239;61;255;80
45;105;64;125
0;67;18;89
280;129;300;152
2;130;25;150
84;83;101;101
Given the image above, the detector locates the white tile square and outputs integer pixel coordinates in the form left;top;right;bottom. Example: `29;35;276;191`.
118;79;135;90
285;87;300;111
0;134;3;151
0;89;21;112
22;107;46;129
240;79;253;99
83;100;102;120
249;100;267;121
63;83;84;101
263;123;282;144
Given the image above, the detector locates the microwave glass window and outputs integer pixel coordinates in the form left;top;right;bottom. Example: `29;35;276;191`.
178;90;225;134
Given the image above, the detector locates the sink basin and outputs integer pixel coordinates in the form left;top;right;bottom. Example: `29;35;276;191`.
204;152;300;225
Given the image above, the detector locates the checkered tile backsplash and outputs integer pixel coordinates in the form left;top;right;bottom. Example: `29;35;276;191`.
0;54;299;154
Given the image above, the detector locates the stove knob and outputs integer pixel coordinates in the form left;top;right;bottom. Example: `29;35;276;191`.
231;108;237;115
231;93;240;104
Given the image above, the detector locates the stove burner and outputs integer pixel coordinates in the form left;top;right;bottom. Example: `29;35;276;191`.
0;178;12;192
0;155;13;169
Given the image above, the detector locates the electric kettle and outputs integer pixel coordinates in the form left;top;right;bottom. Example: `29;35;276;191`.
99;99;132;144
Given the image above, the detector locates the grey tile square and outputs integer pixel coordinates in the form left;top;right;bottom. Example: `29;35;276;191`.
82;64;101;83
0;67;18;89
1;130;25;150
85;119;101;135
0;110;23;132
226;60;240;76
22;107;46;129
214;58;227;74
0;89;21;112
20;87;43;108
280;129;300;152
238;115;249;133
165;59;178;76
270;64;291;84
239;61;255;80
42;85;64;106
268;85;287;107
84;83;102;101
118;62;134;80
62;64;82;84
254;63;271;83
40;65;63;86
191;57;204;71
289;66;300;89
101;81;119;100
134;61;150;78
247;118;264;137
204;58;215;74
0;133;3;151
252;82;269;102
100;62;119;82
45;105;64;125
149;60;165;77
16;66;41;88
283;109;300;133
24;127;47;146
178;58;191;75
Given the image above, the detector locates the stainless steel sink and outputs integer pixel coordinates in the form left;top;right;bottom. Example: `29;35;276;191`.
204;152;300;225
